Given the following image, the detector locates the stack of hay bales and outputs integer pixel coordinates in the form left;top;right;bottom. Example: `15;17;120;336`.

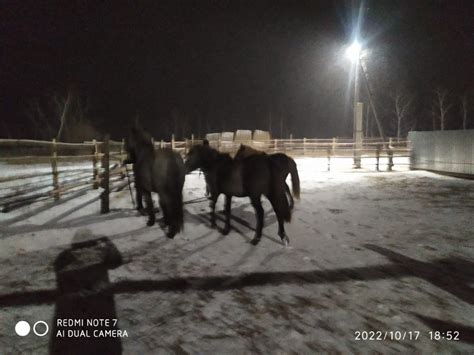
252;130;271;150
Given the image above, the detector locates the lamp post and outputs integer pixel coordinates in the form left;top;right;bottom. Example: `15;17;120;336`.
346;41;363;168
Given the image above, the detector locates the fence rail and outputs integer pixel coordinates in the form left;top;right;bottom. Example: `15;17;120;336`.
0;136;410;215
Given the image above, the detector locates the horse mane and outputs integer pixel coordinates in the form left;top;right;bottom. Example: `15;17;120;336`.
128;126;155;158
235;144;265;159
131;126;153;146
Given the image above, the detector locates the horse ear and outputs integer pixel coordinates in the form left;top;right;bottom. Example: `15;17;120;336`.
133;113;141;129
203;139;209;146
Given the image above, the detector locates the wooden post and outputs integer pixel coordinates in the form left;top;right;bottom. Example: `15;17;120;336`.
376;144;381;171
191;133;194;146
93;139;99;189
273;139;277;153
171;134;175;150
353;102;363;169
51;138;59;200
303;137;307;156
327;146;331;172
289;134;293;154
119;138;125;179
151;137;155;148
387;147;394;172
332;137;337;155
185;138;188;155
101;134;110;214
160;139;164;149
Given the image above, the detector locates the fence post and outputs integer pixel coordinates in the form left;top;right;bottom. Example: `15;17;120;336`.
332;137;337;155
303;137;307;156
171;134;175;150
191;133;194;146
387;147;394;172
289;134;293;154
376;144;381;171
151;137;154;147
327;146;331;172
100;134;110;214
119;138;125;179
273;139;277;153
51;138;59;200
161;139;164;149
93;139;99;188
185;138;188;155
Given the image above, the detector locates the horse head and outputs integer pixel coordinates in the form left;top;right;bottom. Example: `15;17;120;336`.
124;126;154;163
185;143;216;173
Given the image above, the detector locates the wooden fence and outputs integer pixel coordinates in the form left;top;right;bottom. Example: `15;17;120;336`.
0;136;410;214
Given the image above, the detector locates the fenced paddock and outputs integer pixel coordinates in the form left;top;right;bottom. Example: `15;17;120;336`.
0;136;409;215
1;136;473;355
0;155;472;354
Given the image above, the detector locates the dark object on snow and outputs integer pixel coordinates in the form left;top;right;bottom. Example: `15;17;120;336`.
124;126;185;238
234;144;300;209
50;229;123;355
185;142;299;245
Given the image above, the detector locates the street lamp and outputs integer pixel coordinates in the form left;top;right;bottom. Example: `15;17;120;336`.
345;41;362;62
346;40;363;168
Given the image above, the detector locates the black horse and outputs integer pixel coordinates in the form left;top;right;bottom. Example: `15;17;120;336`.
234;144;300;209
185;141;300;245
124;126;185;238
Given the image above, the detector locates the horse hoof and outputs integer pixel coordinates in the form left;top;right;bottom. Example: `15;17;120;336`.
222;227;230;235
138;208;147;216
250;238;261;246
147;219;155;226
280;235;290;246
166;231;176;239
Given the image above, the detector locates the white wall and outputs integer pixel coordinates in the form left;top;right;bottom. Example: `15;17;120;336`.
408;130;474;175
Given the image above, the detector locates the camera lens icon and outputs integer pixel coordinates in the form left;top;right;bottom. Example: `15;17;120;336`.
15;321;30;336
15;320;49;337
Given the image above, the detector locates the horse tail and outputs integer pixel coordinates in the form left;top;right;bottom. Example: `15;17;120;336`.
287;157;300;199
273;184;292;223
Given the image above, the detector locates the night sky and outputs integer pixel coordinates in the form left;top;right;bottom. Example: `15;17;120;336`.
1;0;473;140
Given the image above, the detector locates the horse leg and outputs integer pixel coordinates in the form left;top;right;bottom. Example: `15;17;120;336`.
135;185;147;215
268;192;290;246
161;194;179;239
158;198;168;227
285;182;294;210
143;191;155;226
250;195;264;245
209;194;218;228
277;218;289;246
222;195;232;235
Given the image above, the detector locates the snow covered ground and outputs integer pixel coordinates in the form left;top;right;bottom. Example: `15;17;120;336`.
0;158;473;353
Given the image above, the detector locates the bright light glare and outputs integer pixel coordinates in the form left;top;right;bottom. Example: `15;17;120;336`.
345;41;362;61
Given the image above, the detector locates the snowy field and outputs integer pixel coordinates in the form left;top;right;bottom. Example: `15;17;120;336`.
0;158;473;353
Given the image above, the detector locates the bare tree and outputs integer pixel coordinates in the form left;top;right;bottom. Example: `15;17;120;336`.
460;92;470;130
390;88;414;139
25;89;98;142
56;89;75;140
279;114;285;138
433;87;452;131
267;110;273;135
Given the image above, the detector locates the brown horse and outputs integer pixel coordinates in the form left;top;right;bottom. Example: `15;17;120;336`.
234;144;300;209
185;141;299;245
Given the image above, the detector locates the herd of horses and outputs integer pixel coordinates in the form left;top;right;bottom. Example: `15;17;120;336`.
124;126;300;246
